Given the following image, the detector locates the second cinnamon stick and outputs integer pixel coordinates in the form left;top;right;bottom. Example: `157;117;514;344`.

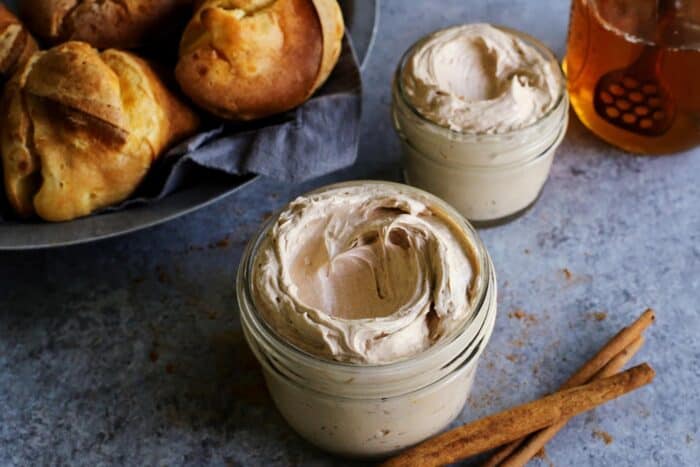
483;308;655;467
381;363;655;467
499;335;646;467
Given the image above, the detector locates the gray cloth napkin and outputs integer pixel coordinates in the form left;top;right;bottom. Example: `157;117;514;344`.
0;35;362;221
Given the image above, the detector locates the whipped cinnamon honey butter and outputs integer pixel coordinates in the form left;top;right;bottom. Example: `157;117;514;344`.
251;183;478;364
402;23;560;134
237;181;497;457
392;24;568;224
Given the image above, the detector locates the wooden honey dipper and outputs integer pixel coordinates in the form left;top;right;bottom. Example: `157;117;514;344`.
593;1;676;136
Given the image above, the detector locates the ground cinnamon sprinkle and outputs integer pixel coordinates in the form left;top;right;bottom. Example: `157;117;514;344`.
156;266;170;284
213;237;230;248
505;354;518;363
593;430;614;445
508;309;537;324
562;268;573;280
510;309;526;319
584;311;608;321
511;339;525;348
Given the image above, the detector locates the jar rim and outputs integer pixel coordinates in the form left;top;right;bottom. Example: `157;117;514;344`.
394;23;567;138
236;180;496;374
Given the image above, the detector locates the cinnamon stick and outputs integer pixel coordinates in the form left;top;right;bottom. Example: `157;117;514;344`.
560;309;654;388
380;363;655;467
482;309;655;467
499;335;645;467
594;335;645;380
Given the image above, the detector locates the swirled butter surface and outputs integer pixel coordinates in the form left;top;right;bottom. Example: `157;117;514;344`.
251;184;478;364
401;23;561;133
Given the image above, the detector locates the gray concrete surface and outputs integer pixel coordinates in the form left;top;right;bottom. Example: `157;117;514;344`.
1;1;699;465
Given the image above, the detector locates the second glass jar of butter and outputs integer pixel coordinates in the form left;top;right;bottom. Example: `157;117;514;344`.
392;26;569;226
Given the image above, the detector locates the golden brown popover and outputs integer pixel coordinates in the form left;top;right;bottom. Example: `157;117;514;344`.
1;41;199;221
175;0;344;120
19;0;193;49
0;3;37;80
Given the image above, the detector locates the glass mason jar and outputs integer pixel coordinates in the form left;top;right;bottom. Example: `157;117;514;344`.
392;26;569;227
565;0;700;154
236;181;498;458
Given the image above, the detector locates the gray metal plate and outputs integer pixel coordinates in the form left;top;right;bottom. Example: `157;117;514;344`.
0;0;378;250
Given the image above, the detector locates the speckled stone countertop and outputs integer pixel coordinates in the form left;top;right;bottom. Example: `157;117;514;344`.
1;1;699;466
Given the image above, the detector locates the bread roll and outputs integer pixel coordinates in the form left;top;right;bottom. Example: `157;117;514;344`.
19;0;192;49
0;3;37;80
176;0;344;120
1;41;199;221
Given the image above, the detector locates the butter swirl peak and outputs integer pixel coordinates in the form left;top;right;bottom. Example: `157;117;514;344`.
252;184;479;364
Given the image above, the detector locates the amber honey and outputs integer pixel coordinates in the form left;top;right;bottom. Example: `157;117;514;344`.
565;0;700;154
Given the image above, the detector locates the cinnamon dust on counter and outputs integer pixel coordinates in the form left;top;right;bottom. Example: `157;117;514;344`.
510;309;526;319
559;267;594;286
587;311;608;322
210;237;230;249
510;338;525;348
184;233;233;252
508;309;538;324
156;265;170;284
592;430;614;445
